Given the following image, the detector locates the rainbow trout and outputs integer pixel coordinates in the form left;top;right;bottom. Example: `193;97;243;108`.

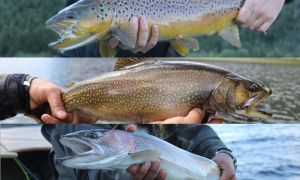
58;129;220;180
58;58;272;123
46;0;245;56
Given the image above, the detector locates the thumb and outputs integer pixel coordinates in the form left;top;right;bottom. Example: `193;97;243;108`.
183;108;204;123
47;90;67;119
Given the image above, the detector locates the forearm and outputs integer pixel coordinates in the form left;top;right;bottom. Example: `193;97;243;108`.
0;74;33;120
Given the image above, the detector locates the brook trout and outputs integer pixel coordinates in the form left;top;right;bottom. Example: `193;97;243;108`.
58;129;220;180
46;0;245;56
57;58;272;123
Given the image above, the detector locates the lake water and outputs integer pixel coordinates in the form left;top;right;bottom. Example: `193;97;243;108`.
211;124;300;180
0;58;299;123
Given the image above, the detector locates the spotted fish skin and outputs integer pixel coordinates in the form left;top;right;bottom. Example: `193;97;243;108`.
46;0;245;56
59;129;220;180
63;63;225;122
62;59;269;123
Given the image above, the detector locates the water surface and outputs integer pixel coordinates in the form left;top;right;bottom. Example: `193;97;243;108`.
211;124;300;180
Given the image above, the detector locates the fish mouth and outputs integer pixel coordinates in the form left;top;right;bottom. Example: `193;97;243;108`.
234;88;272;122
56;136;95;163
46;20;89;50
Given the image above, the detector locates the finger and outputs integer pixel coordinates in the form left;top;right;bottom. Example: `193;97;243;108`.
257;21;272;33
236;1;253;25
47;90;67;119
242;11;260;29
182;108;204;123
126;124;137;132
249;17;266;31
209;119;224;124
157;169;167;180
134;162;151;180
144;160;160;180
127;165;139;175
108;38;120;48
41;114;63;124
136;16;148;49
220;170;235;180
130;16;139;31
141;25;159;53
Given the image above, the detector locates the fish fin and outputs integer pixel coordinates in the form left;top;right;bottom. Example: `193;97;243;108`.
99;41;118;57
170;38;199;56
114;57;158;71
218;23;241;48
113;21;138;49
66;81;77;88
129;150;161;163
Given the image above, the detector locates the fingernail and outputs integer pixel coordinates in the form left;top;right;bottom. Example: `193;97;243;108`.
57;111;66;118
194;108;202;114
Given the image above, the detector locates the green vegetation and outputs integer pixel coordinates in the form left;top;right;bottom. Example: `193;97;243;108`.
0;0;299;57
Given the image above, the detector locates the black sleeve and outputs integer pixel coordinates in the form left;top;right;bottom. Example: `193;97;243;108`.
162;125;231;159
285;0;294;4
0;74;29;120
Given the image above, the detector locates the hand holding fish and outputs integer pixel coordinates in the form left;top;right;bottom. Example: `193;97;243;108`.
125;124;167;180
237;0;285;33
127;160;167;180
29;78;68;123
41;108;206;124
108;16;159;54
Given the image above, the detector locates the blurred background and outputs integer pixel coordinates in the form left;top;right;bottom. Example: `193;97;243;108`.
0;0;299;57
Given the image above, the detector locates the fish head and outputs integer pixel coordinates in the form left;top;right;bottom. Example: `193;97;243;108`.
46;0;113;52
212;73;272;122
57;129;133;169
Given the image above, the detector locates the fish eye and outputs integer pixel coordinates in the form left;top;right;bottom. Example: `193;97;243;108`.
86;132;100;139
248;84;259;92
66;11;76;19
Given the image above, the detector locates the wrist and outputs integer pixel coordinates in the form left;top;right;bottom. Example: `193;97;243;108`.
23;75;37;114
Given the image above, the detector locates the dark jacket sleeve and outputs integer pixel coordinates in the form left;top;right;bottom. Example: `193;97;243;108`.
0;74;29;120
162;125;231;159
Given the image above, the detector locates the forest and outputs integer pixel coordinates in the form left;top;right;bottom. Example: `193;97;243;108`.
0;0;299;57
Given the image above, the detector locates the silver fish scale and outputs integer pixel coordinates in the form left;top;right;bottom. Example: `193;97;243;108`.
93;0;243;23
105;130;216;173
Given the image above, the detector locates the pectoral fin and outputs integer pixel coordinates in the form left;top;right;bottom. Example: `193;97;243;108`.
129;150;161;163
170;37;199;56
218;23;241;48
113;21;138;49
99;41;118;57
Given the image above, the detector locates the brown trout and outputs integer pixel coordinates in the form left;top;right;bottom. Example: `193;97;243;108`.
46;0;245;56
57;58;272;123
58;129;220;180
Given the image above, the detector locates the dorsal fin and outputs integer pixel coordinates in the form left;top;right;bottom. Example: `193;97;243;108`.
66;81;77;88
114;57;158;71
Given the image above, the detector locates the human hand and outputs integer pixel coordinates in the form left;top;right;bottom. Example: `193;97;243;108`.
237;0;285;33
212;153;236;180
125;125;167;180
29;78;68;122
151;108;223;124
30;79;96;124
127;160;167;180
109;16;159;53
